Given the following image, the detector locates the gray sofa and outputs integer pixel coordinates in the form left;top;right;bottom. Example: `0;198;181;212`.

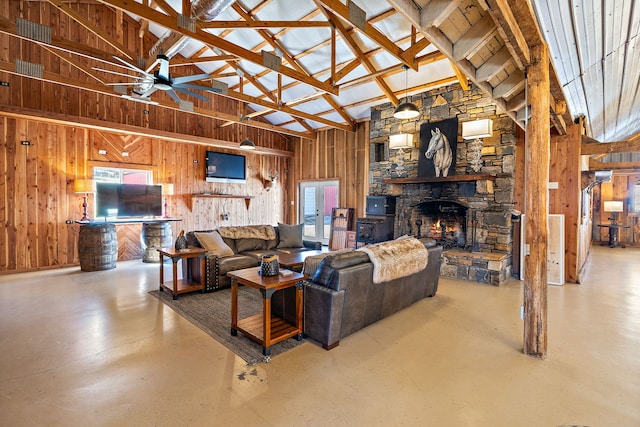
302;238;442;350
186;225;321;291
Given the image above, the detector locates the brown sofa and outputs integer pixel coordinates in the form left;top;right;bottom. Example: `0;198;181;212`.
186;225;321;291
301;238;442;350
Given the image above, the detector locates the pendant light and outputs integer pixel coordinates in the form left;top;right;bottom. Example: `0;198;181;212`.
238;116;256;150
393;64;420;120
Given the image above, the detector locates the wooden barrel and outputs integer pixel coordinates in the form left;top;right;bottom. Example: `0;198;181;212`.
78;224;118;271
141;222;173;263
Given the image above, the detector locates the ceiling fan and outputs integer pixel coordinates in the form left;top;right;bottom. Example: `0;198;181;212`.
94;53;222;105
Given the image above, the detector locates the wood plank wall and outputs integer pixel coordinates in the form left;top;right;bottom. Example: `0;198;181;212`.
549;123;582;283
0;114;291;273
290;124;370;222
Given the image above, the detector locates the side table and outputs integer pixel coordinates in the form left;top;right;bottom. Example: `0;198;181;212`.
157;247;207;299
227;267;305;356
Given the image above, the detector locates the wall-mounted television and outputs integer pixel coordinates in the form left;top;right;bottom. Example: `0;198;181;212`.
206;151;246;184
95;183;162;218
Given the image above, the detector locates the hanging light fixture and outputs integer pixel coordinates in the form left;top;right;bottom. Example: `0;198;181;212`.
393;65;420;119
239;138;256;150
238;116;256;150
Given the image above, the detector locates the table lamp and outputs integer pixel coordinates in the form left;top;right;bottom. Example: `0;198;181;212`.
603;200;623;225
161;183;174;218
74;179;95;221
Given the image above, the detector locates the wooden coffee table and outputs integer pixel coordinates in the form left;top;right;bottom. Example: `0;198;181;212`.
227;267;305;356
277;249;329;271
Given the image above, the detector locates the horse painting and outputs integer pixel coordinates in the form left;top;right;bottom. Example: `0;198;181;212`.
424;127;453;177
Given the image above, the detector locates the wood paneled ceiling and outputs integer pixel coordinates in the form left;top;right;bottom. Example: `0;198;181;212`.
2;0;638;146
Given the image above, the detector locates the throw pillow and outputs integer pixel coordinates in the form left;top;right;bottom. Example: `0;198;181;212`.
194;231;234;257
277;223;303;248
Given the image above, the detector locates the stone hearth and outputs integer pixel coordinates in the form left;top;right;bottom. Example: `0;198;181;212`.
368;83;517;286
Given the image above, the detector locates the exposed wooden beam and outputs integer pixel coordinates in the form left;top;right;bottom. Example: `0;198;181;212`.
0;106;294;157
449;61;470;91
0;60;318;140
317;4;399;106
589;159;640;171
199;20;332;28
452;15;497;62
475;45;512;82
314;0;418;70
493;71;525;99
387;0;521;126
523;43;550;359
231;2;354;131
98;0;339;95
484;0;531;69
421;0;462;28
582;139;640;155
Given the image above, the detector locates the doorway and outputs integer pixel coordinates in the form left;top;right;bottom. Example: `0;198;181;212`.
299;180;339;246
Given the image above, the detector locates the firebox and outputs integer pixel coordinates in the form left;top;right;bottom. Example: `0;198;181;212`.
410;200;468;249
355;196;396;247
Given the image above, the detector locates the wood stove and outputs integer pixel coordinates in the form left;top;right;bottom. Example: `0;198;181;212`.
355;196;396;247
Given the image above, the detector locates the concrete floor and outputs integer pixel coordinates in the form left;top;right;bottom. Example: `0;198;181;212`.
0;245;638;426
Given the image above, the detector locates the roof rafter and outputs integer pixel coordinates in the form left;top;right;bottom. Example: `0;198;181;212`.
97;0;339;95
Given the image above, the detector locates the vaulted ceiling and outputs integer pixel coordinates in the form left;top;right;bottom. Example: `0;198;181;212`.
2;0;639;146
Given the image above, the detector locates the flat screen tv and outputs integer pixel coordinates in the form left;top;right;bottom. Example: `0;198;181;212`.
206;151;246;184
95;183;162;218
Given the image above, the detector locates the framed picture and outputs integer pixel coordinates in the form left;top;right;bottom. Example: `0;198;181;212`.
418;117;458;178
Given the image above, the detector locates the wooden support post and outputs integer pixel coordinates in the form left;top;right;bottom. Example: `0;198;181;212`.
524;44;550;358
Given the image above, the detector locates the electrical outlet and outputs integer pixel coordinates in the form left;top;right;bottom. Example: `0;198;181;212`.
20;140;30;146
65;220;74;224
520;305;524;320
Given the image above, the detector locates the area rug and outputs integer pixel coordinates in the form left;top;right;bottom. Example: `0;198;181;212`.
149;287;306;365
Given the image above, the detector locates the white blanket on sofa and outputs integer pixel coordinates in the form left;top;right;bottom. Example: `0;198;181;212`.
359;237;429;284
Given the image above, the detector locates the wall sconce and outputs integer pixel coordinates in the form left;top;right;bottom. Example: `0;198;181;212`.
603;200;624;224
389;133;414;149
161;183;174;218
74;178;95;221
462;119;493;172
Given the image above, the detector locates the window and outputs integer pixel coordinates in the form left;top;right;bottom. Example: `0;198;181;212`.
93;166;153;184
634;180;640;212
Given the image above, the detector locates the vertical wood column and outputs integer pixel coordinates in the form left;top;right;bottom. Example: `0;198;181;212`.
524;44;550;358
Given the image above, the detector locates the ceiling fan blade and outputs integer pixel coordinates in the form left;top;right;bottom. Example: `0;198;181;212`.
175;87;210;102
122;94;159;105
92;67;149;80
112;55;152;78
174;83;222;92
104;82;145;86
167;89;183;104
172;73;211;85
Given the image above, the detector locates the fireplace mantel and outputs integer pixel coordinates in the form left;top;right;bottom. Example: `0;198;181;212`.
382;174;495;185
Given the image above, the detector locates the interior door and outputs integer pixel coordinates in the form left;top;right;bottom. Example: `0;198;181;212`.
299;180;339;246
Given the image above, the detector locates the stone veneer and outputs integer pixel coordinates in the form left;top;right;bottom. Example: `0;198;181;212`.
369;83;517;285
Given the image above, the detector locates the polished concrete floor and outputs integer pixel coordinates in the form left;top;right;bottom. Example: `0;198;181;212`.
1;245;638;426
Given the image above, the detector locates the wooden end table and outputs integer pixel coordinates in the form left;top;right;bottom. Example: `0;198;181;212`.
157;247;207;299
227;267;305;356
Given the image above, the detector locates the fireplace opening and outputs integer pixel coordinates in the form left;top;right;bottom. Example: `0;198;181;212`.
409;200;468;250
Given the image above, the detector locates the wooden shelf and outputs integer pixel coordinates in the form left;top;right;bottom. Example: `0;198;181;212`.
382;174;495;184
191;194;254;209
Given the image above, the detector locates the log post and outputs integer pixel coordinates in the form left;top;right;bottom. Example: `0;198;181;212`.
524;44;550;358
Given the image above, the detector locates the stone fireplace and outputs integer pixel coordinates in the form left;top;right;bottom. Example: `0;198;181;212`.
368;84;517;286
